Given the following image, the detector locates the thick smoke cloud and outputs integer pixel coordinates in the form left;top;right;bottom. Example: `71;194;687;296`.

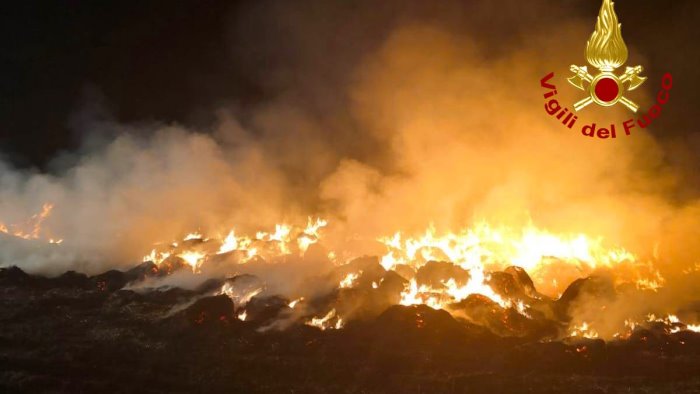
0;0;698;322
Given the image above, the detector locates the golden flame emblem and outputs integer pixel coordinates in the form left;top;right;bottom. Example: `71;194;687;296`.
568;0;646;112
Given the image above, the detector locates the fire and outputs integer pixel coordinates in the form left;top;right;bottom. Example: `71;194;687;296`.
306;309;343;330
643;314;700;334
217;231;241;255
1;200;672;338
219;283;263;308
611;314;700;338
142;217;328;271
179;251;206;271
399;271;510;311
0;203;59;243
183;232;204;241
132;215;673;334
288;297;304;308
570;322;599;339
379;223;634;273
379;222;655;296
298;218;327;253
339;271;361;288
635;277;663;292
142;249;171;265
399;279;444;310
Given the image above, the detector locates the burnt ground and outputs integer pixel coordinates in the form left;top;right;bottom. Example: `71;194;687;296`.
1;265;699;394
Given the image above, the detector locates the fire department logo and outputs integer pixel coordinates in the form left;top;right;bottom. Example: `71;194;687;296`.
539;0;673;140
567;0;646;113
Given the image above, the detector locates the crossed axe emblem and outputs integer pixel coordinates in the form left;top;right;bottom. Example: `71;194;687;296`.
567;65;646;112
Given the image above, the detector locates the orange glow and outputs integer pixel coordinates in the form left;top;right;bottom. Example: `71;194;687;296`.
0;203;60;244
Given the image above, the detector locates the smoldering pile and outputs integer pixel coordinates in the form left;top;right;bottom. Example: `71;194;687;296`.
2;251;700;392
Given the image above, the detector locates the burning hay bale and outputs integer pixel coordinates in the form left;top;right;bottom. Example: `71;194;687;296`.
0;204;699;391
448;294;558;339
1;263;700;392
415;260;471;288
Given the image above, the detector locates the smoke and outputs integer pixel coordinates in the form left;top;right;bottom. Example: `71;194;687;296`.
0;0;699;325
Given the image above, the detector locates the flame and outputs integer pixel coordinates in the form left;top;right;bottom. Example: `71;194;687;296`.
306;309;342;330
642;313;700;334
399;279;444;310
379;222;650;296
179;251;206;271
183;232;203;241
135;217;676;336
219;283;263;307
237;310;248;321
635;277;664;292
570;322;599;339
399;271;510;311
0;203;60;243
288;297;304;308
143;249;171;264
133;216;672;339
0;201;687;338
515;300;531;319
647;313;680;324
585;0;628;71
298;217;328;253
143;217;328;269
379;223;629;272
217;230;240;254
339;271;361;289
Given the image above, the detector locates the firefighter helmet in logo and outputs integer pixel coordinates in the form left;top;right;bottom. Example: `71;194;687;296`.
568;0;646;113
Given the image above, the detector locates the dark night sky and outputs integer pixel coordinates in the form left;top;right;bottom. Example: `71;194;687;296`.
0;0;252;168
0;0;698;170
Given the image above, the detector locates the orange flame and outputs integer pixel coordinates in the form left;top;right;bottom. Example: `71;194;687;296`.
0;203;60;243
